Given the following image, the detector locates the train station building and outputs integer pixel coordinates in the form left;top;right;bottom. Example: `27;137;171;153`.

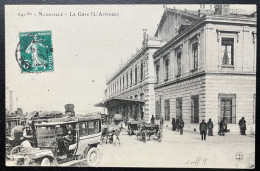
95;32;164;122
153;5;256;134
97;5;256;134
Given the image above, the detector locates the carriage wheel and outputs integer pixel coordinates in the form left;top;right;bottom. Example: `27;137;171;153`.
142;130;146;143
129;129;133;136
41;158;51;166
86;147;99;167
157;130;162;142
10;146;21;155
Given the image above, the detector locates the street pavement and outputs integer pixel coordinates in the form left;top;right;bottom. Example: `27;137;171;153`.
97;126;255;168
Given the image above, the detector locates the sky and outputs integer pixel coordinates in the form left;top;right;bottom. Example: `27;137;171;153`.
5;4;256;114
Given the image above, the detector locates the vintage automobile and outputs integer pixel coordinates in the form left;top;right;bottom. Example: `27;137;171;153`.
6;111;64;153
6;115;26;154
6;115;25;136
6;114;102;167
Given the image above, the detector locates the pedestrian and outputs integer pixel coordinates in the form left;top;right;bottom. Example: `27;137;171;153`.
223;118;228;133
200;119;207;140
151;115;155;124
176;118;180;131
172;117;176;131
179;118;184;135
160;116;164;131
207;118;214;136
218;119;225;136
238;117;246;135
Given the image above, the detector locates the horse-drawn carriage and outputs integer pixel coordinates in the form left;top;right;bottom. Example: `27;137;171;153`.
127;120;146;136
100;114;124;146
136;123;162;143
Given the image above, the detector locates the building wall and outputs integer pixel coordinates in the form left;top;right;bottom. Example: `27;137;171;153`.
105;45;160;122
157;11;197;41
205;23;257;72
205;74;256;134
153;16;256;134
154;74;206;127
154;24;206;85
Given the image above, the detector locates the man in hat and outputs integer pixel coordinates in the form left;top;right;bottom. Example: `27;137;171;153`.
178;118;184;135
172;117;176;131
238;117;246;135
151;115;155;124
200;119;207;140
207;118;214;136
218;118;225;136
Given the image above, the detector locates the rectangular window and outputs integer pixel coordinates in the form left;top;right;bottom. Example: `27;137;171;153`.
79;122;87;136
140;61;144;81
176;98;182;120
126;73;128;88
88;120;99;135
155;100;160;120
123;76;125;90
192;43;198;69
120;78;121;91
130;70;133;85
164;58;169;80
191;95;199;123
135;66;138;84
165;99;170;121
156;64;160;83
221;38;234;66
219;94;236;124
177;52;182;76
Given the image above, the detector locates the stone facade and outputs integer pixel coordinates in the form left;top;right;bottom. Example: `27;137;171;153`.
105;37;163;122
153;12;256;134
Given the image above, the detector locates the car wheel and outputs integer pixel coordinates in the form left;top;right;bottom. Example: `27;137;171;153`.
41;158;51;166
86;147;99;167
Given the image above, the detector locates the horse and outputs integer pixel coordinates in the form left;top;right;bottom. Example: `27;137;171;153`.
105;121;124;146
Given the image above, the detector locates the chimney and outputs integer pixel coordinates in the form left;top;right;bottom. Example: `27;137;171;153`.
9;91;13;113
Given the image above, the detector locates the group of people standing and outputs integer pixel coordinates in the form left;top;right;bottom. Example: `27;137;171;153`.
199;118;214;141
171;117;184;135
151;115;247;140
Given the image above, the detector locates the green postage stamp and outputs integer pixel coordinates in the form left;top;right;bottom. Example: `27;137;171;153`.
19;31;53;73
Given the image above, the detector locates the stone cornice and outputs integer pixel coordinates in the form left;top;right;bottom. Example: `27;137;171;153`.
153;15;256;58
154;71;256;89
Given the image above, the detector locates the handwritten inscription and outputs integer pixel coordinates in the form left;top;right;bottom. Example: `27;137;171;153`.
185;156;207;167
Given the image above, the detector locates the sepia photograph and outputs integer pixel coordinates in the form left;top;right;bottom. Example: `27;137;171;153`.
5;3;256;168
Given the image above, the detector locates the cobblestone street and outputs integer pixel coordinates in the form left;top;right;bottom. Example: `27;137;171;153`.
97;127;255;168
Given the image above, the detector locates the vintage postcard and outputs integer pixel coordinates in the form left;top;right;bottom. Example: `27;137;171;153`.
5;4;256;168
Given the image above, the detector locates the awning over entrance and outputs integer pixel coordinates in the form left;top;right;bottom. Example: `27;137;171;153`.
95;97;145;107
